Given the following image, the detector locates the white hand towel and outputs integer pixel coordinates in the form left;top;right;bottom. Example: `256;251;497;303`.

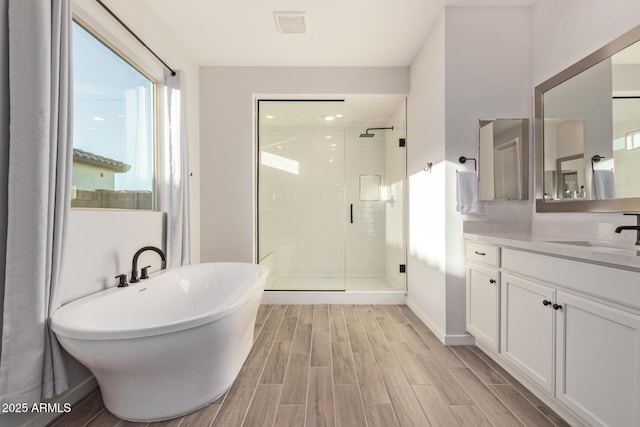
592;170;616;200
456;170;480;214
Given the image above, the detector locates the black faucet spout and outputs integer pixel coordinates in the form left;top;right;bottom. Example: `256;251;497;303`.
614;225;640;246
615;213;640;245
131;246;166;283
615;225;640;233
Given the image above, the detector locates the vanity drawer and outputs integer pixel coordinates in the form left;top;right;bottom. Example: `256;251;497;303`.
466;242;500;267
502;248;640;310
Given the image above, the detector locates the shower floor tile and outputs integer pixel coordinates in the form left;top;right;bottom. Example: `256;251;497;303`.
49;304;570;427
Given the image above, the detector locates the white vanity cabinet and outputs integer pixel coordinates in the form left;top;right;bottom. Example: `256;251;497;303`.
500;273;555;394
465;242;500;351
555;291;640;427
465;239;640;427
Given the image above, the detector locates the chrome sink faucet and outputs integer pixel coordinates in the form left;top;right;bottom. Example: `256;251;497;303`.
614;213;640;246
130;246;166;283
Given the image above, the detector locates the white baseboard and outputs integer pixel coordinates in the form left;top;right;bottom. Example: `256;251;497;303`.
406;299;446;342
261;291;407;305
406;299;474;346
443;334;475;346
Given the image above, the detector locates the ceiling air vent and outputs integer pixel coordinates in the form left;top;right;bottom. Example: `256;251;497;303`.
274;11;307;34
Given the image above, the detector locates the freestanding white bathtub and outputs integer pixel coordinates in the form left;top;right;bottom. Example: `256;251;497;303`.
51;262;267;422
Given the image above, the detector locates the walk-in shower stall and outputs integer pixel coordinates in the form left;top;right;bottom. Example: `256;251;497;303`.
257;98;406;292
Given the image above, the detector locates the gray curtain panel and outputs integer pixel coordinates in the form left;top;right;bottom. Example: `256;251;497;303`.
160;69;191;268
0;0;10;366
0;0;71;403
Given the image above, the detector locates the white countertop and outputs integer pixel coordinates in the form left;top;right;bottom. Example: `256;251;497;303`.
463;231;640;271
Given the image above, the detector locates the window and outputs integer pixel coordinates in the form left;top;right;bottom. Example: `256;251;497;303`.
71;20;156;209
626;130;640;151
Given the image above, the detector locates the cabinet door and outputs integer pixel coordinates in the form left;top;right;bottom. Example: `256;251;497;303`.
556;291;640;427
466;262;500;351
501;273;555;394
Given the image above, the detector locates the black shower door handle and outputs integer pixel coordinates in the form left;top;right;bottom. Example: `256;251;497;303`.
350;204;353;223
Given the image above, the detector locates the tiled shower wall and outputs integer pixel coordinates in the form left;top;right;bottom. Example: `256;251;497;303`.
259;126;401;282
345;129;386;278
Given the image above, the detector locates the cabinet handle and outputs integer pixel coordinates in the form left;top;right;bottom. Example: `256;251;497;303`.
542;300;551;306
474;251;486;256
553;303;563;310
489;279;496;284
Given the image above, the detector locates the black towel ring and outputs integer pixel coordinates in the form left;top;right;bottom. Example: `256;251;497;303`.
459;156;477;171
591;155;605;172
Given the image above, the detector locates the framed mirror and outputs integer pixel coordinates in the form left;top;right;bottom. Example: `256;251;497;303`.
535;24;640;212
478;118;529;201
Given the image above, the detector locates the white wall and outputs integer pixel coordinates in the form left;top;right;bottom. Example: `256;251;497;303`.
445;6;533;222
58;210;164;303
199;67;409;264
407;13;447;339
444;6;532;338
532;0;640;226
407;7;533;342
532;0;640;87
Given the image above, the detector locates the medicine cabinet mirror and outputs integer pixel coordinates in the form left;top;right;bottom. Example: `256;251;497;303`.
478;118;529;201
535;24;640;212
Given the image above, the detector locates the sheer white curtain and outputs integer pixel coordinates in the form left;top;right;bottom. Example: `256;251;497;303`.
159;70;191;267
122;86;152;191
0;0;72;403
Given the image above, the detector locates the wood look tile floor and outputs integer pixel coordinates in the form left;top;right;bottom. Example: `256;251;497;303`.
50;305;570;427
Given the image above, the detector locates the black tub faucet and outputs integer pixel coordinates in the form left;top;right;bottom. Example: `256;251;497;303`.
614;213;640;246
130;246;166;283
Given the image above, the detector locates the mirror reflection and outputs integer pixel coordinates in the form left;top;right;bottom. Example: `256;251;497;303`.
478;119;529;201
542;39;640;202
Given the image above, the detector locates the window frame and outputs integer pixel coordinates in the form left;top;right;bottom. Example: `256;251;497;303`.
71;15;159;211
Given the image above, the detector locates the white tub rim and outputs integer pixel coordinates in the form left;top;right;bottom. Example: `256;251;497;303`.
51;262;267;341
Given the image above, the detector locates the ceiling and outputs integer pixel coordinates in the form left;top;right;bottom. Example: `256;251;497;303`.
109;0;537;67
104;0;536;127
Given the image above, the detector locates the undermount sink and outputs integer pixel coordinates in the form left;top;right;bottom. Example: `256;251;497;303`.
545;240;638;251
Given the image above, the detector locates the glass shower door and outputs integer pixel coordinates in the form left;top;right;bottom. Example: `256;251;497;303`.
258;100;346;291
